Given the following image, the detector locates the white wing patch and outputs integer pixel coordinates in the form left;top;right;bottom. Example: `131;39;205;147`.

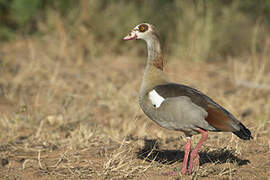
148;90;165;108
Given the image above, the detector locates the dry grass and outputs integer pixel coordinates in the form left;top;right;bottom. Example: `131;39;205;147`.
101;141;152;179
0;14;270;180
26;0;269;63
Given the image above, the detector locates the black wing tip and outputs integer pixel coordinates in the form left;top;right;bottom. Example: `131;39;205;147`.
233;122;253;140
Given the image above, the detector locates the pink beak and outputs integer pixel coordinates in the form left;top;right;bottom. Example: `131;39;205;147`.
123;30;137;41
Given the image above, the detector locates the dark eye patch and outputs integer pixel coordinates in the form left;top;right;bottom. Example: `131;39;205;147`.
138;24;148;32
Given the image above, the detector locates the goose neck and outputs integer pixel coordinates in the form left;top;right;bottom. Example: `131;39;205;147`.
146;37;162;63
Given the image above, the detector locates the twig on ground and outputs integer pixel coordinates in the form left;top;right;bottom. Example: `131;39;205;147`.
35;117;46;138
38;150;43;170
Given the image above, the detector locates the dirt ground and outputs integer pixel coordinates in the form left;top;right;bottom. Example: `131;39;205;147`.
0;38;269;180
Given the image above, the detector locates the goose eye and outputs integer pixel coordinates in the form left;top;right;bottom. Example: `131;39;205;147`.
139;24;148;32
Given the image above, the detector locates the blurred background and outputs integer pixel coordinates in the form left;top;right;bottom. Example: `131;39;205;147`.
1;0;270;60
0;0;270;179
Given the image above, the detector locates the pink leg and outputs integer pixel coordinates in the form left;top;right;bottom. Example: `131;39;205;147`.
180;137;191;174
188;129;208;174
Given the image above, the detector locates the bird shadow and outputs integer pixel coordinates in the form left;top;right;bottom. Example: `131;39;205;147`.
136;138;250;166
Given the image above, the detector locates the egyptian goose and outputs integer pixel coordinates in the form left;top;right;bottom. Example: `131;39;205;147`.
123;23;252;175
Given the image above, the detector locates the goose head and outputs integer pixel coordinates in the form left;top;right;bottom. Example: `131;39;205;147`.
123;23;159;42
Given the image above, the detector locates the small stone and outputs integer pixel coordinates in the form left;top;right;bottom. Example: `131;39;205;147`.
1;158;9;166
19;158;25;163
52;145;58;151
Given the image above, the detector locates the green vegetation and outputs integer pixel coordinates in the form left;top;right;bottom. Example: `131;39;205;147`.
1;0;270;61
